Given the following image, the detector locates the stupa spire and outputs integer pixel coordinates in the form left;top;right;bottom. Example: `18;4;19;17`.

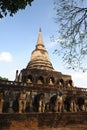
39;28;41;32
36;28;45;50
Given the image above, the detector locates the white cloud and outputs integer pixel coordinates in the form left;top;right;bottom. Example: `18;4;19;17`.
0;52;12;62
72;72;87;88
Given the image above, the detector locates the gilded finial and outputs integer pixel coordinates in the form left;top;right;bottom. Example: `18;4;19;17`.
39;28;42;32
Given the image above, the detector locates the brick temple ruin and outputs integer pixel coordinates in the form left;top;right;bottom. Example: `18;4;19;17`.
0;29;87;130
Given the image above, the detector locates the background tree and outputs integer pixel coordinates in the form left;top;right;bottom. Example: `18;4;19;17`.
53;0;87;71
0;0;33;18
0;76;8;81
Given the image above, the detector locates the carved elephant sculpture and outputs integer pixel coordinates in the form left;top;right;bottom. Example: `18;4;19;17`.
19;91;27;113
32;93;45;112
64;96;77;112
50;92;63;112
77;96;86;111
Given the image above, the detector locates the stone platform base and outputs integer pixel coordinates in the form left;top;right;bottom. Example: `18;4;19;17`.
0;112;87;130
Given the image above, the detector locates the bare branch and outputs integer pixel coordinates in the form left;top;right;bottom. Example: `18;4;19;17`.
54;0;87;71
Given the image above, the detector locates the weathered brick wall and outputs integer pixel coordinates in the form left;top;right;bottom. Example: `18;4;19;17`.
0;112;87;130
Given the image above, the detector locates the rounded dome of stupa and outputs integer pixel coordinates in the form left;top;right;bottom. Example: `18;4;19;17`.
27;28;54;71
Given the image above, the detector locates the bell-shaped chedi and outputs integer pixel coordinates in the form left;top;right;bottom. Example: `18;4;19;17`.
15;28;72;85
27;28;54;71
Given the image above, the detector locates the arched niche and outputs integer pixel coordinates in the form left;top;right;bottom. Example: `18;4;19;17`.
69;80;73;86
37;76;44;84
26;75;33;84
68;79;73;87
49;77;55;85
22;76;26;83
59;79;64;86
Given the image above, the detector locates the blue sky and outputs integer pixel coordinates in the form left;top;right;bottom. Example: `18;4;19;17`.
0;0;87;88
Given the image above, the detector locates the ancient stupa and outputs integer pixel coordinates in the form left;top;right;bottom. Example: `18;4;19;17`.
16;28;72;86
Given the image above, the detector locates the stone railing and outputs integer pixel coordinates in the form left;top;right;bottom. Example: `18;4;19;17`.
0;79;87;94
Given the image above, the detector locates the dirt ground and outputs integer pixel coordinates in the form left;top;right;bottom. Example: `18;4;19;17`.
2;121;87;130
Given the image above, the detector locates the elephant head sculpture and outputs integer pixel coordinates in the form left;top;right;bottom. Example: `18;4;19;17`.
50;91;63;112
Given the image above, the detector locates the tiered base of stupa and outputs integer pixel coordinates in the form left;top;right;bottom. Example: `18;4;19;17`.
0;80;87;130
0;112;87;130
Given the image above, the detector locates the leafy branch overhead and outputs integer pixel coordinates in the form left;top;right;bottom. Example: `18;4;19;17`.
0;0;33;18
54;0;87;71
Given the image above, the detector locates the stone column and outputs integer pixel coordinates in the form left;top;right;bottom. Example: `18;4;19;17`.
0;92;4;113
15;70;18;82
8;98;14;113
0;99;4;113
